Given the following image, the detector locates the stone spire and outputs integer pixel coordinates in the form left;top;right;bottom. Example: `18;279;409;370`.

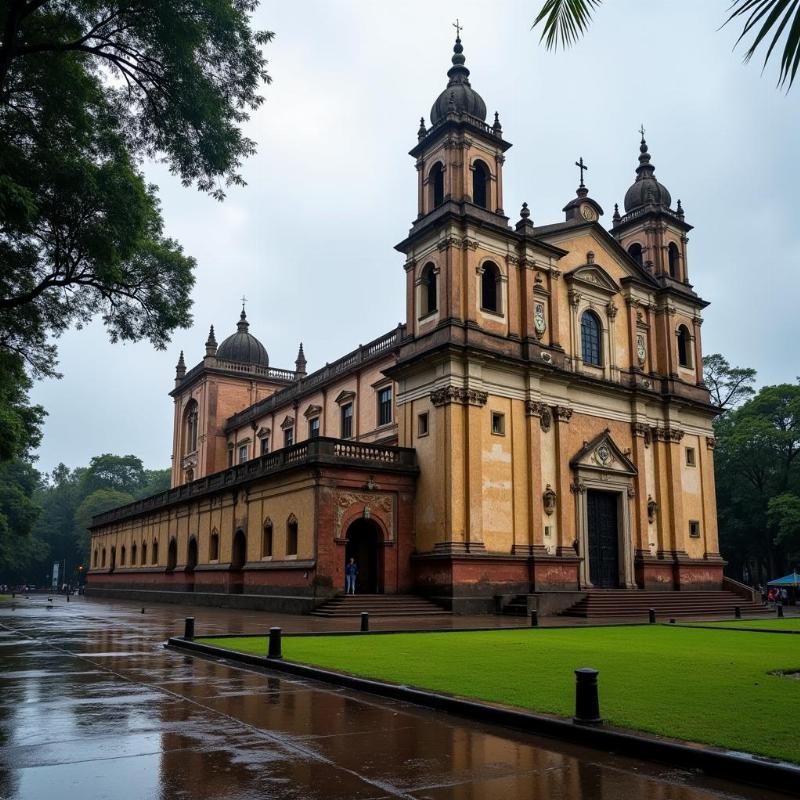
175;350;186;380
205;325;217;357
294;342;307;378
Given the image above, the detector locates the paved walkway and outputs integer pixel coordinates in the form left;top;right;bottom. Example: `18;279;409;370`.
0;595;793;800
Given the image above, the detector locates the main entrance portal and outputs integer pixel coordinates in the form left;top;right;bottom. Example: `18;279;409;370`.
587;490;620;588
345;518;382;593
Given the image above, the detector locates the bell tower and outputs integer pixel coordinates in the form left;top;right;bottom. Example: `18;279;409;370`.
397;32;514;339
611;131;692;284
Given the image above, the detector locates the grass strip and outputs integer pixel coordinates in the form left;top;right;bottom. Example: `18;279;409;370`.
200;626;800;763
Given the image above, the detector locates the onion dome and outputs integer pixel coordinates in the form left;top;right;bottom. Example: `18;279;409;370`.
429;35;487;126
623;134;672;213
216;307;269;367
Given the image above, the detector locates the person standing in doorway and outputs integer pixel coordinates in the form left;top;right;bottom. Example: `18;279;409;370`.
345;558;358;595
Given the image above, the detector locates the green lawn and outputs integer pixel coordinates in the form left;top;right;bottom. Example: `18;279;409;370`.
200;626;800;763
688;617;800;631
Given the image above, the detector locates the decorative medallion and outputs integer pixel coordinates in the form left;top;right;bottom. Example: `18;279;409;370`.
636;334;647;366
540;406;552;433
594;444;613;467
533;303;547;337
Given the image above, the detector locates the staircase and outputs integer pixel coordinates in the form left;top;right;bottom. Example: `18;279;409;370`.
310;594;450;618
561;589;769;619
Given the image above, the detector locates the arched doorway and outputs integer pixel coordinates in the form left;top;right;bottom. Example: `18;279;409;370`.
345;518;382;594
230;529;246;594
186;537;198;592
167;538;177;571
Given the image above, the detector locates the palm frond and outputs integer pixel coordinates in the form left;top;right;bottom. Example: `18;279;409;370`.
725;0;800;89
532;0;603;51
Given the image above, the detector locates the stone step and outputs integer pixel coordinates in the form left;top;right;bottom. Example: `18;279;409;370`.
310;594;450;618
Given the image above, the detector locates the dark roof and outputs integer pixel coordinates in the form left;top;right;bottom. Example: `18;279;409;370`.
624;136;672;213
429;36;487;126
216;309;269;367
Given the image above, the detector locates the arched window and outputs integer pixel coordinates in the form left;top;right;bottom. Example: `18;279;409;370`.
420;263;437;315
581;311;602;366
287;514;298;556
472;160;490;209
210;530;219;561
101;548;106;568
677;324;693;368
93;549;98;568
480;262;501;313
628;243;643;266
120;546;126;566
183;400;198;455
262;519;273;558
429;162;444;208
131;543;137;566
167;538;177;571
109;547;116;572
141;542;147;565
152;540;159;565
668;242;680;279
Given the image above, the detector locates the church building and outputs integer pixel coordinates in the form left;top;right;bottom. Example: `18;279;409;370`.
87;35;725;613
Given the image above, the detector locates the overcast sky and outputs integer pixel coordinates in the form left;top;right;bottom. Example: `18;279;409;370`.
29;0;800;476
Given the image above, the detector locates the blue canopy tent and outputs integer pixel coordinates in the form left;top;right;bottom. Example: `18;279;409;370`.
767;572;800;587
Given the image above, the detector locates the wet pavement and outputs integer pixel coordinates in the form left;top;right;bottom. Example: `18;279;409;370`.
0;595;794;800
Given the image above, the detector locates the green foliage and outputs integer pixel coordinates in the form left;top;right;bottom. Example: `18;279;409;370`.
0;1;273;375
702;353;757;411
74;488;134;555
714;380;800;579
725;0;800;90
0;459;44;579
532;0;800;89
205;627;800;762
0;350;45;462
768;493;800;554
532;0;602;50
1;454;169;583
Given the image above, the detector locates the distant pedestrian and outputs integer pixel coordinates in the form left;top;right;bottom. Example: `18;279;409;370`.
345;558;358;595
780;587;788;606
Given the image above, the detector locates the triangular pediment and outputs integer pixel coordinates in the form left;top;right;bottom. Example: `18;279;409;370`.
335;390;355;405
570;429;637;476
280;415;295;430
564;264;620;295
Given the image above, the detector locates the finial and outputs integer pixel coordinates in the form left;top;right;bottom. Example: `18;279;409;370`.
575;156;588;189
493;111;502;134
205;325;217;357
237;300;249;332
417;116;427;140
639;123;646;142
612;203;621;227
452;18;462;40
294;342;307;378
676;199;684;218
520;202;530;220
176;350;186;379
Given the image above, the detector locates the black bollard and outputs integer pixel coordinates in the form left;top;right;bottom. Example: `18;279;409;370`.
141;608;145;614
648;608;656;624
530;609;539;627
360;612;369;632
67;594;70;603
267;627;282;659
184;617;195;640
778;604;784;618
734;606;741;619
573;668;602;725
